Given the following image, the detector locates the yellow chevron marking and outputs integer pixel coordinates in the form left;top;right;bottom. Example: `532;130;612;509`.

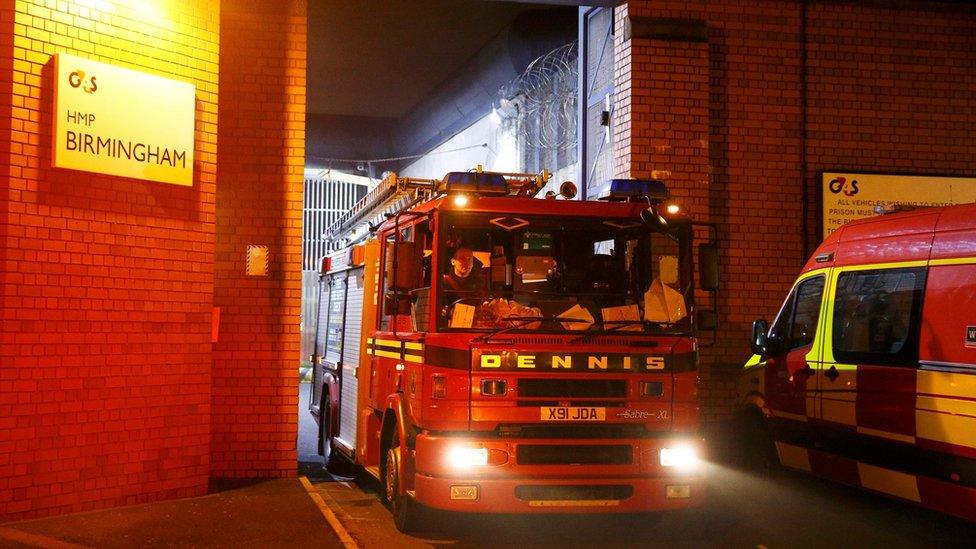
404;342;424;350
856;426;915;444
403;354;424;363
858;463;920;502
374;350;402;360
366;338;375;344
374;339;403;349
775;442;811;472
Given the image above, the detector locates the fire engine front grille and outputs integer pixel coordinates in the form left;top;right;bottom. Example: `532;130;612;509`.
497;424;648;439
517;444;632;465
515;485;634;501
517;379;627;398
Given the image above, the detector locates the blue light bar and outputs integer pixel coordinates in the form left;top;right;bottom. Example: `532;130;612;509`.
602;179;669;202
439;172;509;196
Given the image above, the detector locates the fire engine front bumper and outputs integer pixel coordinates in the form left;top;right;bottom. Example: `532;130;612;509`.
411;433;706;514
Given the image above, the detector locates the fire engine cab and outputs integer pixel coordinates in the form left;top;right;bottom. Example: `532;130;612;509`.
310;168;718;531
738;202;976;522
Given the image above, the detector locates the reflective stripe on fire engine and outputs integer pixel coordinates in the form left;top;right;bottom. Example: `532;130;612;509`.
365;338;425;363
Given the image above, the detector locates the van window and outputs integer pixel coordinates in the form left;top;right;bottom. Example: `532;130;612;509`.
832;267;925;366
769;275;825;351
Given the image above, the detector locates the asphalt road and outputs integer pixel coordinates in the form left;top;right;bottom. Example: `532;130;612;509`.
297;385;976;548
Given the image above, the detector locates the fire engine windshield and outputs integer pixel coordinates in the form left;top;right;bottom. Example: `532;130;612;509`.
436;213;693;334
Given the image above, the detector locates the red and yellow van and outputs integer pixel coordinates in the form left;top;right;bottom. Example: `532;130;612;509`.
738;203;976;521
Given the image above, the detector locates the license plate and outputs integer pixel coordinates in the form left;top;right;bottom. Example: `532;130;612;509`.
541;407;606;421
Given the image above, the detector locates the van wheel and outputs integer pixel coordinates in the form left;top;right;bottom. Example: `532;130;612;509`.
732;407;777;474
384;434;423;532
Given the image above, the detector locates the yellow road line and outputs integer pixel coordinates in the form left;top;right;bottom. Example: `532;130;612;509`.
299;476;359;549
0;526;91;549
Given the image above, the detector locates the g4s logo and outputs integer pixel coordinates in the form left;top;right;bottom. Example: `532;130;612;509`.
68;70;97;94
829;177;859;196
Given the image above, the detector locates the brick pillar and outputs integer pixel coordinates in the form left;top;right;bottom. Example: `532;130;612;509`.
613;5;710;215
210;0;306;478
613;4;722;420
0;0;218;520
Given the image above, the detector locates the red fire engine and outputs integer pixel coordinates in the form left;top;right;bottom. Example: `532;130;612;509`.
310;168;718;531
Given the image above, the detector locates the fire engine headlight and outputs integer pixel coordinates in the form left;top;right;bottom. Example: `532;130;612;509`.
660;446;699;470
449;447;489;468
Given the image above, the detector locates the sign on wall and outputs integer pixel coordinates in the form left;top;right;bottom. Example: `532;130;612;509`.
53;53;196;186
822;172;976;237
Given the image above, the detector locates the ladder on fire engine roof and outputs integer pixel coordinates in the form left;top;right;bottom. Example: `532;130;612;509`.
323;171;438;249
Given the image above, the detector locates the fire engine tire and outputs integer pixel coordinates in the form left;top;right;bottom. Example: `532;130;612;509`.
320;405;354;476
731;407;777;474
385;440;423;532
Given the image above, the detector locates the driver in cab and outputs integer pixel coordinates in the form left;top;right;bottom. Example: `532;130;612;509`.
442;247;485;294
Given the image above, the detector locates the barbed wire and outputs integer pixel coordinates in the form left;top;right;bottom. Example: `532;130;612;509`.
496;42;578;151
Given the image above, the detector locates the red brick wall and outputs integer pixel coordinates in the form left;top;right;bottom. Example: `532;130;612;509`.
210;0;306;478
616;0;976;422
0;1;218;520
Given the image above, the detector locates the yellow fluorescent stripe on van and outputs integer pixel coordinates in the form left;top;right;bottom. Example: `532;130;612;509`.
928;256;976;267
858;463;921;502
374;350;402;360
403;354;423;363
856;426;915;444
404;342;424;350
775;442;811;472
374;339;403;349
917;370;976;400
795;268;830;285
834;260;929;272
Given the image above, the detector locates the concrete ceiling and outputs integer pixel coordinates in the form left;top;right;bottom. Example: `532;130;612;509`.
308;1;539;117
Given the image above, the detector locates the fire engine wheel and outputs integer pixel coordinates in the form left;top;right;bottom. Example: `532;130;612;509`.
384;437;423;532
319;405;332;461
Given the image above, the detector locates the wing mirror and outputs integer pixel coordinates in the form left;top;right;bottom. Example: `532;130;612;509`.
751;319;770;356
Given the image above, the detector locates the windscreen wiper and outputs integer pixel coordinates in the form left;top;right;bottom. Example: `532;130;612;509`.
472;316;590;344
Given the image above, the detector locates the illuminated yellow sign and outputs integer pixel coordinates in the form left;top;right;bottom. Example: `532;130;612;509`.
53;53;195;186
822;172;976;237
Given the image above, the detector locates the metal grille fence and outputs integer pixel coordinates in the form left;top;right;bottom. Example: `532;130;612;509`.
302;174;369;270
